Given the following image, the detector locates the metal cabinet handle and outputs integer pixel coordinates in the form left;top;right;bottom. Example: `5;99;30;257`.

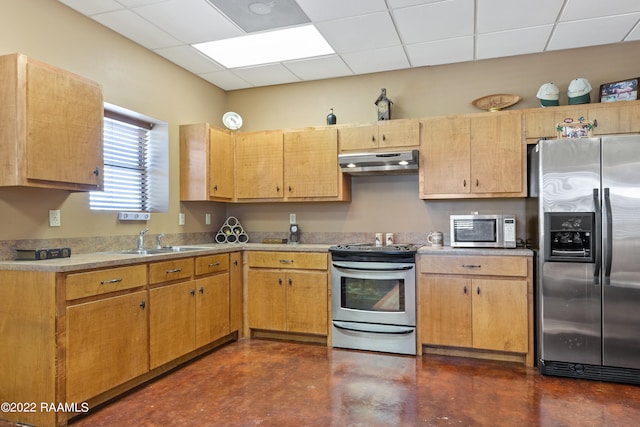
100;278;123;285
213;184;218;191
463;286;467;294
382;134;386;141
166;268;182;273
279;259;294;264
93;167;100;176
139;300;146;309
462;264;481;268
234;259;238;266
208;262;220;267
371;135;375;142
276;185;280;192
278;278;283;285
288;185;292;192
288;278;292;286
463;179;467;187
476;179;479;187
593;119;598;127
477;287;481;295
190;288;196;296
199;287;204;294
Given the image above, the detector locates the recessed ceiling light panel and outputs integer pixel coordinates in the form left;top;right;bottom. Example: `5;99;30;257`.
193;25;335;68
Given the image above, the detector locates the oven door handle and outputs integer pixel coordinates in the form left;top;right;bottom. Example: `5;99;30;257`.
332;262;414;272
332;321;414;335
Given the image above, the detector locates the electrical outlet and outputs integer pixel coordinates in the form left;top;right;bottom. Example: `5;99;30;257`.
205;213;211;225
179;212;185;226
49;210;61;227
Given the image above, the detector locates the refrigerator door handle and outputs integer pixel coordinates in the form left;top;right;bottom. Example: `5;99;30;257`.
604;188;613;285
593;188;601;285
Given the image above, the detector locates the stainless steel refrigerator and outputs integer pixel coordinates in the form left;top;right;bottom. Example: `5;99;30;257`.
535;135;640;384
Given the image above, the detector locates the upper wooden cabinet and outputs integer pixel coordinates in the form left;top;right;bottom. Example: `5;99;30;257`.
283;127;351;201
0;53;104;191
420;111;525;199
180;123;234;201
523;100;640;140
236;130;284;201
338;119;420;152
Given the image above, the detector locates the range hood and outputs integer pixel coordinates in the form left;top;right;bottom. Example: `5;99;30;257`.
338;150;419;175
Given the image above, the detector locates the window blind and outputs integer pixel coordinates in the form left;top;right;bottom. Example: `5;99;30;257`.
90;113;151;211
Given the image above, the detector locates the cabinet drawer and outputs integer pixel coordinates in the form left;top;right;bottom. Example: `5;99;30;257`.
149;258;194;284
247;251;327;270
195;253;229;276
420;255;527;277
66;265;147;300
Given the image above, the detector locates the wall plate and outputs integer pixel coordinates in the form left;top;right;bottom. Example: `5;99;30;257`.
118;212;151;221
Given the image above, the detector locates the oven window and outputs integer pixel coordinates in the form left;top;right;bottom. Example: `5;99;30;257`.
454;219;497;242
340;278;405;312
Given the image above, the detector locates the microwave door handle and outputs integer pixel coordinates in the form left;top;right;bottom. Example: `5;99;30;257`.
593;188;601;285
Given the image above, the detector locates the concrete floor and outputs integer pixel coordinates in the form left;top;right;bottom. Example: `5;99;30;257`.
3;338;639;426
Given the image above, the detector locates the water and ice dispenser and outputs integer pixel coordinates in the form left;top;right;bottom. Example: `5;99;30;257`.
544;212;595;262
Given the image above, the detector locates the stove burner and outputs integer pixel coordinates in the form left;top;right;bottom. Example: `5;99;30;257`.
329;243;418;263
329;243;418;253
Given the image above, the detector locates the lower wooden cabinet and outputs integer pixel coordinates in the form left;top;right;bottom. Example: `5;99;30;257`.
418;254;533;366
66;291;149;403
246;251;328;337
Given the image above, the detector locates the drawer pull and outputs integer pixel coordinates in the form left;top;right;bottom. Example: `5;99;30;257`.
462;264;482;269
208;262;221;267
279;259;294;264
166;268;182;273
100;278;123;285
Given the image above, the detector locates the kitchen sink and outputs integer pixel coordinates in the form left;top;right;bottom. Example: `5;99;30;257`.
115;246;207;255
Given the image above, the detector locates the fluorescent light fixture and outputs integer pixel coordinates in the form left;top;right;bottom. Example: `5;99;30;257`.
193;24;334;68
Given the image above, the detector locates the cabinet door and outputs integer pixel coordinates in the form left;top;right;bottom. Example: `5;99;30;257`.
338;125;377;152
149;281;196;369
419;276;472;347
470;113;523;194
284;128;339;198
236;130;284;199
195;273;230;348
209;127;234;199
471;278;528;353
66;291;148;402
286;271;328;334
420;116;471;195
589;103;640;135
247;270;286;331
377;119;420;149
524;107;588;140
26;58;103;188
229;252;243;333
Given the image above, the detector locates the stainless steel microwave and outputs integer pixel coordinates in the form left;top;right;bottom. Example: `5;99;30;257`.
450;214;517;248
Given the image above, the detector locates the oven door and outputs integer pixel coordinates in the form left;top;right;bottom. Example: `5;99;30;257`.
331;260;416;327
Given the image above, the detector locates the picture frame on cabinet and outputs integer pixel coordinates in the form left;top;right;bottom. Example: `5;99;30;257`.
599;77;639;102
556;118;594;138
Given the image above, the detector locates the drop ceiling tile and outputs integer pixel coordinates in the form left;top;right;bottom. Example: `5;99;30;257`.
92;9;181;49
232;63;301;87
405;36;474;67
153;46;223;74
548;14;640;51
198;70;253;90
477;25;554;60
132;0;243;44
207;0;309;33
393;0;474;44
296;0;387;21
388;0;444;8
561;0;640;21
340;46;410;74
628;24;640;41
58;0;123;15
116;0;166;7
477;0;564;33
283;55;353;81
315;12;400;54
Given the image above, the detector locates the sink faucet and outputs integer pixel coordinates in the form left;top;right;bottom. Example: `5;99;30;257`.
156;233;165;249
137;228;149;250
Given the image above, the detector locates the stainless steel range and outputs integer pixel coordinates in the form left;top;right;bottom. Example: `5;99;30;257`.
329;243;417;355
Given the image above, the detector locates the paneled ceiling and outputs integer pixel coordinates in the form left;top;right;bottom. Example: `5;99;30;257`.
58;0;640;91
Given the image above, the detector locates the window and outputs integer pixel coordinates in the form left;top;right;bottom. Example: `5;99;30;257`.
90;104;168;212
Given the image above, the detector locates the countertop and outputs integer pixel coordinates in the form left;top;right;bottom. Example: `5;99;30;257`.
0;243;532;273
